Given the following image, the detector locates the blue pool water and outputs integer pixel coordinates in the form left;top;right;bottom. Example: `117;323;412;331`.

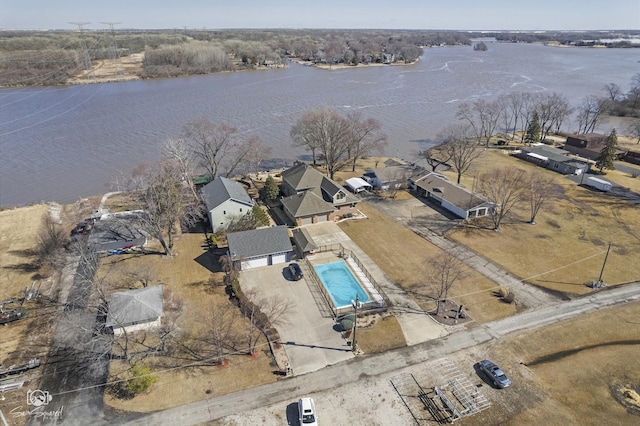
314;261;370;308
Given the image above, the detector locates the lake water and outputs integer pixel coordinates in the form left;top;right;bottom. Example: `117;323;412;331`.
1;42;639;207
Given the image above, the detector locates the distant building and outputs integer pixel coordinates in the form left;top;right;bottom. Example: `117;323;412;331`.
563;133;625;161
516;145;591;175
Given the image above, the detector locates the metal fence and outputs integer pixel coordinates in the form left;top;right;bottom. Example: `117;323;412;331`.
306;243;390;317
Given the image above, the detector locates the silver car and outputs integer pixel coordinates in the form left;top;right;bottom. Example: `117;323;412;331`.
479;359;511;388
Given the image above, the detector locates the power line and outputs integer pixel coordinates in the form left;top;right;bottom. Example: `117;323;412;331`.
100;22;123;78
68;22;93;77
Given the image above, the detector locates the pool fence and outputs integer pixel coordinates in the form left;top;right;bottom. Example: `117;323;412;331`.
304;243;391;317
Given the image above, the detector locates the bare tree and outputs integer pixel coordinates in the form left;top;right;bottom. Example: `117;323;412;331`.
162;137;198;199
36;212;68;272
576;95;608;134
441;125;484;184
415;142;453;172
290;107;352;179
528;172;557;225
456;99;503;146
604;82;622;103
479;167;527;231
242;288;294;356
425;250;465;316
626;119;640;144
182;117;267;181
535;93;572;141
208;299;239;365
345;111;387;171
135;161;204;256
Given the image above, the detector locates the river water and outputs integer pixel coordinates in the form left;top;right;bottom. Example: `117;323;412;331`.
1;42;638;207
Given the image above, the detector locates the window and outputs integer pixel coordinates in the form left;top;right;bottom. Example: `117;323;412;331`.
240;208;242;212
223;210;226;215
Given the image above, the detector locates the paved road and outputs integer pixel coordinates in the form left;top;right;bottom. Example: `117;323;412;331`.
114;282;640;426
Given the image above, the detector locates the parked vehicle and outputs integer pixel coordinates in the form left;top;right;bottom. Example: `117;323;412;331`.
585;176;612;192
478;359;511;388
298;397;318;425
289;263;303;280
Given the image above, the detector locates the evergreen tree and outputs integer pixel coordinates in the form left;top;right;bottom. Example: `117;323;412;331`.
127;362;158;395
596;129;618;173
263;175;279;202
251;205;271;228
524;112;541;145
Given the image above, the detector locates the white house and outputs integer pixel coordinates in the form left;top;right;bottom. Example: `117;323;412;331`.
409;173;494;220
227;225;293;270
106;286;163;336
202;176;254;232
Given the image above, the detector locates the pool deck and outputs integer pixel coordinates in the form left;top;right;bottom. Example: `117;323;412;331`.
302;222;448;345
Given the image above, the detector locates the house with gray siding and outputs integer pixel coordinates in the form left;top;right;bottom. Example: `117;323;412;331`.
202;176;254;232
516;145;590;175
106;285;163;336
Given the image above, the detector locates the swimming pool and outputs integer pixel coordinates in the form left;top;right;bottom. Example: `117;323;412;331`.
313;261;371;309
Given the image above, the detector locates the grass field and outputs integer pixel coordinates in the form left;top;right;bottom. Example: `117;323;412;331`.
444;149;640;295
339;202;517;324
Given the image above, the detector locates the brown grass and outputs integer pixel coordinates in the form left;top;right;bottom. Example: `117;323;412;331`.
472;300;640;425
102;232;279;413
339;202;516;324
356;315;406;354
445;150;640;295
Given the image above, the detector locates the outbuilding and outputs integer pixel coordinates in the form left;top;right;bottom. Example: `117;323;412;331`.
227;225;293;270
345;177;372;193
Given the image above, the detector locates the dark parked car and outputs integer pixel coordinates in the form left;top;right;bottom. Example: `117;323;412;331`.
478;359;511;388
288;263;303;280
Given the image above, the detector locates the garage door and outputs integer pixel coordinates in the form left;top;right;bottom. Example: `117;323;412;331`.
316;214;328;223
242;256;269;270
301;217;313;225
270;253;289;265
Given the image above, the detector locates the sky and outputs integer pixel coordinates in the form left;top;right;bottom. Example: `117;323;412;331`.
2;0;639;31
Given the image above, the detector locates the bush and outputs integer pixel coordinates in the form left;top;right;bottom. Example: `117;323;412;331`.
209;234;218;249
127;362;158;395
503;292;515;304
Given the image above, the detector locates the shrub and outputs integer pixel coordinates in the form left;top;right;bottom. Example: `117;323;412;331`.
127;362;158;395
503;292;515;304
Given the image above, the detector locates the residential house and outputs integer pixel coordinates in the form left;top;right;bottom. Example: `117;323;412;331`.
202;176;254;232
227;225;293;270
516;145;591;175
88;210;148;253
362;163;423;190
563;133;625;161
106;285;163;336
409;173;494;219
280;163;359;225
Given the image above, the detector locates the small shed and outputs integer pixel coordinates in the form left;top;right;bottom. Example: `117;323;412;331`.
106;286;163;336
345;177;372;193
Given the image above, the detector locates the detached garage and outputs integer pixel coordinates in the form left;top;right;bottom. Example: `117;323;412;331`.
227;226;293;271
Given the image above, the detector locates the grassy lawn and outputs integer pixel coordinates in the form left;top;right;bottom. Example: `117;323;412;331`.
102;232;279;413
339;202;516;324
356;315;406;354
443;150;640;295
473;300;640;425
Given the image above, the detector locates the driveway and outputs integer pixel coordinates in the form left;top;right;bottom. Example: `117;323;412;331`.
239;264;354;376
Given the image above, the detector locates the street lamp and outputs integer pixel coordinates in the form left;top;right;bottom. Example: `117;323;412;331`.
351;294;361;353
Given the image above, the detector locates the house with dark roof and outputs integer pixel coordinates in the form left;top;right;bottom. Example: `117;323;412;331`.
280;163;359;225
362;163;424;190
106;285;163;336
516;145;591;175
409;173;494;219
227;225;293;270
563;133;625;161
202;176;254;232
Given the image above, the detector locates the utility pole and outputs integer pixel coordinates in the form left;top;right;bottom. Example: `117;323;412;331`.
351;294;359;353
597;242;612;285
100;22;122;77
68;22;93;78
